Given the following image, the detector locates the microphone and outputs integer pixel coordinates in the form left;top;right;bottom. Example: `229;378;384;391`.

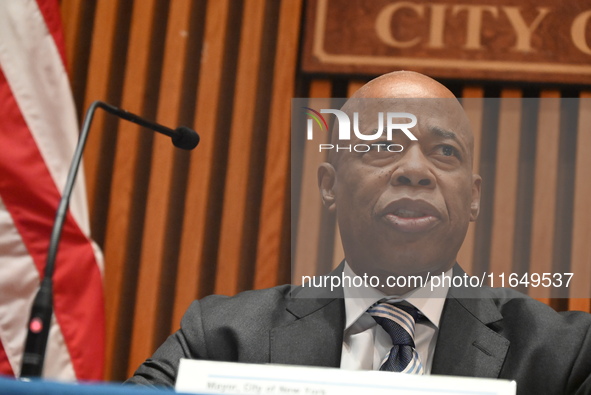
20;101;199;378
93;101;200;150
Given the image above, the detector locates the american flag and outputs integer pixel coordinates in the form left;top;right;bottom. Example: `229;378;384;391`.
0;0;104;380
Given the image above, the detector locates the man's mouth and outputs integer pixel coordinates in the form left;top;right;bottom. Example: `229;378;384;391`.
392;208;428;218
381;199;441;233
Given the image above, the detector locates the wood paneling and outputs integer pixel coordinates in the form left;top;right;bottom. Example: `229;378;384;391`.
58;0;591;382
530;91;561;304
127;0;202;377
255;0;304;289
293;81;332;282
102;0;167;380
215;0;271;296
172;0;232;329
79;0;131;249
570;92;591;310
456;86;484;275
490;89;523;277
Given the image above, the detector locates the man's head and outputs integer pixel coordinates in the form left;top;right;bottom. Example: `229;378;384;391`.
318;71;481;292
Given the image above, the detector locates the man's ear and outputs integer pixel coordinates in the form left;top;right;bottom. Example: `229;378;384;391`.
470;174;482;222
318;163;337;212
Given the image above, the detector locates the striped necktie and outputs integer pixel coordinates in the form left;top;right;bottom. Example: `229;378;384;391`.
368;302;425;374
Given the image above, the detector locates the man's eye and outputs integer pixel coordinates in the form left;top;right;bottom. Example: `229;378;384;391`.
442;146;454;156
438;145;458;157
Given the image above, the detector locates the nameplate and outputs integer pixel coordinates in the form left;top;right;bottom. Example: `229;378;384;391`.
175;359;516;395
302;0;591;84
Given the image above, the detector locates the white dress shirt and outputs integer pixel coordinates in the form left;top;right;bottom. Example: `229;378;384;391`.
340;263;451;374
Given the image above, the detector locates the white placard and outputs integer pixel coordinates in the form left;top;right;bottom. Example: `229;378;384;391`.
175;359;516;395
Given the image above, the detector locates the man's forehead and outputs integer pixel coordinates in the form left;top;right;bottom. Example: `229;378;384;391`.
341;98;471;136
331;97;475;157
325;72;475;163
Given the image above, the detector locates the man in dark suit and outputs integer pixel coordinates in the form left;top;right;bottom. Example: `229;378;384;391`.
127;71;591;394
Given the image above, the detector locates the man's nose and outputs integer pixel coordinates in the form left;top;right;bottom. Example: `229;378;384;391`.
390;145;435;188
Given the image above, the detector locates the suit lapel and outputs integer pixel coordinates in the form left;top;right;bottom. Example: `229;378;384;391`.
432;283;509;378
270;284;345;367
270;263;510;377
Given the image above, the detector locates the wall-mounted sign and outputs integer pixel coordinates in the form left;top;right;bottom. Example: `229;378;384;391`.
302;0;591;84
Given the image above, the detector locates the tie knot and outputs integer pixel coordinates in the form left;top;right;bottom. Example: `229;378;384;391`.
367;302;419;344
369;302;420;321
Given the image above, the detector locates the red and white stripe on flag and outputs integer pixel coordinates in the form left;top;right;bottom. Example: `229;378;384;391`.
0;0;105;381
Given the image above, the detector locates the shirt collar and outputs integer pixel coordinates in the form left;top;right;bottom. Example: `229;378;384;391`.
342;261;450;330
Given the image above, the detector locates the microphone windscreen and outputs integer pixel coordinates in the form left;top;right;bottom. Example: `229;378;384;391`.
172;126;200;150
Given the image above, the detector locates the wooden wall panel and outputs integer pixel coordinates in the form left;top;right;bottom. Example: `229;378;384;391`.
489;90;523;277
456;86;484;275
529;92;561;303
57;0;591;383
102;0;167;380
172;0;232;329
254;0;304;289
215;0;270;296
78;0;131;248
570;93;591;311
59;0;95;114
293;81;332;282
127;0;203;377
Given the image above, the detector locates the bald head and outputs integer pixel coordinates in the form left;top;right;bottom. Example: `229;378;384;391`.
352;71;457;99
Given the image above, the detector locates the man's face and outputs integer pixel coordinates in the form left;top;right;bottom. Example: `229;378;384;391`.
319;98;481;280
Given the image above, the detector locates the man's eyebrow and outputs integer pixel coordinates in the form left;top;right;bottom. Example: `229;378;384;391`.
430;126;458;141
430;126;470;155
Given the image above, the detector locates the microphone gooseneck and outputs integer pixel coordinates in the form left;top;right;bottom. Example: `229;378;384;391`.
20;100;199;379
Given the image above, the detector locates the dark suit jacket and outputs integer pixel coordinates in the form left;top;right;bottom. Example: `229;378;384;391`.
128;267;591;394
